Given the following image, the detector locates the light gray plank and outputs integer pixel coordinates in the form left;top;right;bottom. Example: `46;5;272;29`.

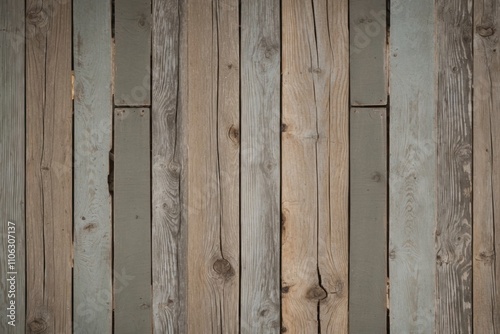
115;0;151;106
349;0;387;106
389;0;436;332
73;0;113;332
241;0;281;332
0;0;25;333
349;108;387;334
113;108;151;333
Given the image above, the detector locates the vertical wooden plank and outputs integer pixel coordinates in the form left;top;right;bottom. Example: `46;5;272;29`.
113;108;151;333
436;0;473;332
115;0;151;106
0;0;25;333
25;0;72;333
185;0;240;332
389;0;436;332
241;0;280;332
349;0;387;106
473;0;500;331
281;0;349;332
349;108;387;333
73;0;113;332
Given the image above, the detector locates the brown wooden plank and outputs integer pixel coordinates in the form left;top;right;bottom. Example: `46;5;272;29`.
349;108;387;333
473;0;500;331
436;0;473;332
25;0;72;333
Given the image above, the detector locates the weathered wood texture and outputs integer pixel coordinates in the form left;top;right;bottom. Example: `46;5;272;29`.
241;0;281;332
389;0;436;332
115;0;151;106
281;0;349;332
349;108;387;333
473;0;500;332
185;0;240;332
0;0;25;333
25;0;72;333
349;0;387;106
73;0;113;332
113;108;151;333
436;0;473;332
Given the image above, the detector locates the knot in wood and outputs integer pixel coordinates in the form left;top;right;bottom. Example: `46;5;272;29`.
168;161;181;176
371;171;382;182
28;318;48;333
281;286;290;294
477;25;494;37
306;285;327;300
213;259;235;279
228;125;240;144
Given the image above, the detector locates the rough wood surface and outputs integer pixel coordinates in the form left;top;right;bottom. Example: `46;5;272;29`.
388;0;436;332
185;0;240;332
113;108;151;333
73;0;113;332
349;0;387;106
241;0;281;332
115;0;151;106
349;108;387;333
25;0;72;333
281;0;349;332
473;0;500;331
0;0;25;332
436;0;473;332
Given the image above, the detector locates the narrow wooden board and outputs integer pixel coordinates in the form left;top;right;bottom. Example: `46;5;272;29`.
185;0;240;332
436;0;473;332
73;0;113;332
241;0;281;332
281;0;349;332
473;0;500;331
0;0;25;332
113;108;151;333
115;0;151;106
349;108;387;333
349;0;387;106
388;0;436;332
25;0;72;333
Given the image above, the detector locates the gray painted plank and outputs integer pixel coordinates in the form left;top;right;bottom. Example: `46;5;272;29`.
241;0;281;332
73;0;113;332
115;0;151;106
473;0;500;331
436;0;473;332
113;108;151;333
349;108;387;334
389;0;436;332
349;0;387;106
0;0;25;333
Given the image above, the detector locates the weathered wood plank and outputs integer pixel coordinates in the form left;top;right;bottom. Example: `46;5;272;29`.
73;0;113;332
436;0;473;332
113;108;151;333
0;0;25;332
25;0;72;333
115;0;151;106
473;0;500;331
349;108;387;333
185;0;240;332
388;0;436;332
281;0;349;332
241;0;280;332
349;0;387;106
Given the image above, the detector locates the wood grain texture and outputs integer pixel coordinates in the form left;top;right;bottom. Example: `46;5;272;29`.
0;0;25;333
349;108;387;334
388;0;436;332
185;0;240;332
241;0;281;332
113;108;151;333
281;0;348;332
473;0;500;331
73;0;113;332
436;0;473;332
349;0;387;106
115;0;151;106
25;0;72;333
